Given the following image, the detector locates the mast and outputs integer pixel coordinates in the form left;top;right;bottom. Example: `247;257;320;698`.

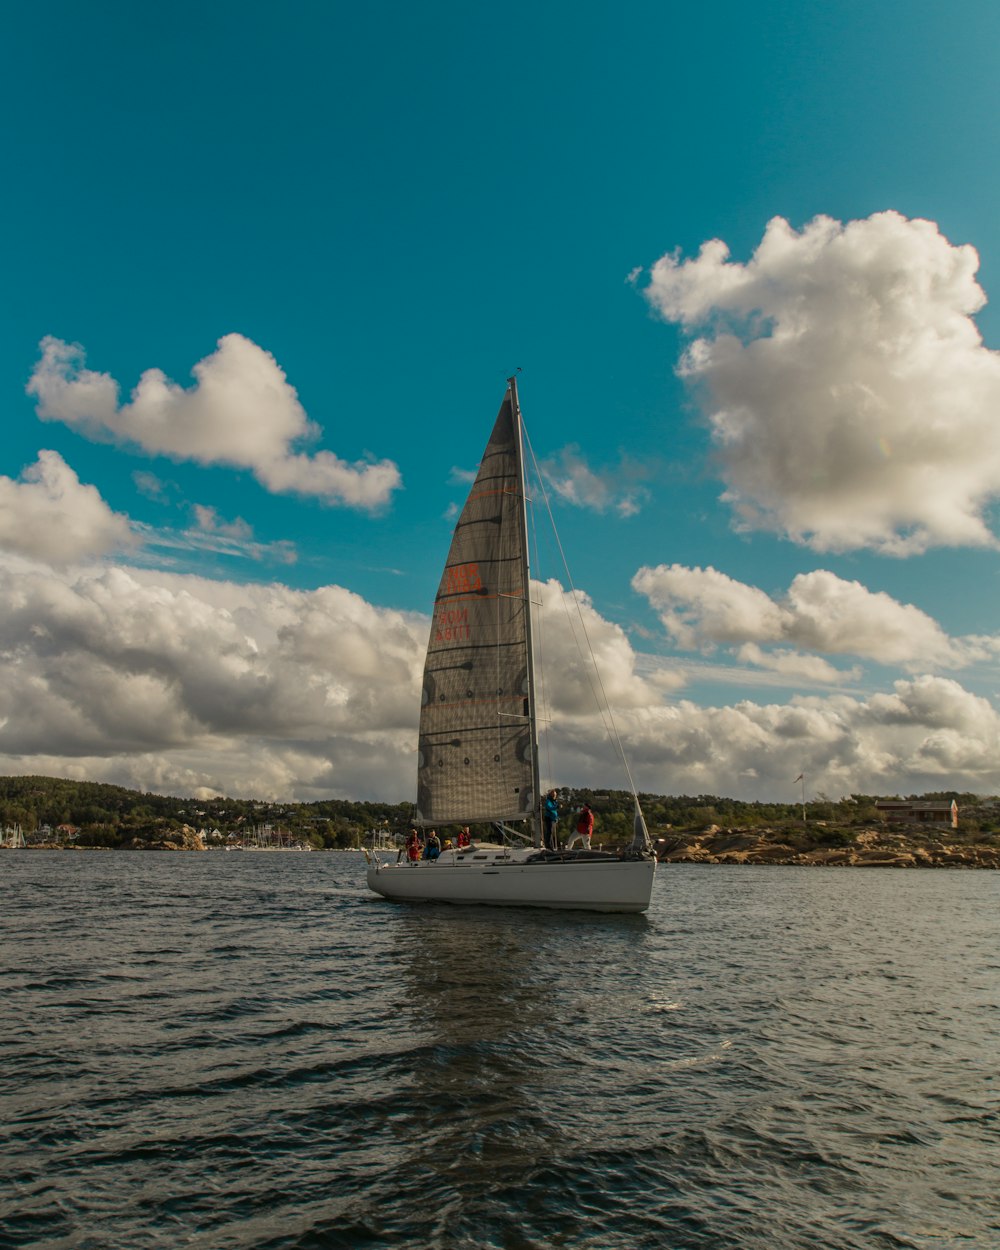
509;374;543;848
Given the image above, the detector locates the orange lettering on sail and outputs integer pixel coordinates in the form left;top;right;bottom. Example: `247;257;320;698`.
434;605;472;644
445;562;482;595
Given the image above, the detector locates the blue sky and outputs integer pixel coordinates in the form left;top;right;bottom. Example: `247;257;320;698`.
3;0;1000;804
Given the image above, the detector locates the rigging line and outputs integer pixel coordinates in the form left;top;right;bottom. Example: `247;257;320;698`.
521;421;640;801
525;444;609;779
521;420;617;758
526;459;555;792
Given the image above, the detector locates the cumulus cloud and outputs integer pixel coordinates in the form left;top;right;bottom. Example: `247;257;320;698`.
633;563;784;651
0;560;426;799
0;451;135;563
27;334;402;509
632;563;1000;673
540;446;649;517
643;211;1000;554
533;578;665;716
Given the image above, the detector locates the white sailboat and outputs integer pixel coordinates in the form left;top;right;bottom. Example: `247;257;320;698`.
365;377;656;913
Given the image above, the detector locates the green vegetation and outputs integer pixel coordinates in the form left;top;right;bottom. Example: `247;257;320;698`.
0;775;418;849
1;774;997;852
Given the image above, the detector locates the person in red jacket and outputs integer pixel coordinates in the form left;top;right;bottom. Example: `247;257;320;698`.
565;803;593;850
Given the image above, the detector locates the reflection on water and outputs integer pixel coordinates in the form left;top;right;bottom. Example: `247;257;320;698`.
382;905;656;1242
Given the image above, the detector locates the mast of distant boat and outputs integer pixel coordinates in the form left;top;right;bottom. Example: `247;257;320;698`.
509;373;543;849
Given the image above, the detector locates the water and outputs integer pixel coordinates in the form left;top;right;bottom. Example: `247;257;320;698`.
2;854;997;1250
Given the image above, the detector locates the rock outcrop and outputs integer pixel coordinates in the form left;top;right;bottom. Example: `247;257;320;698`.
656;826;1000;868
127;824;207;851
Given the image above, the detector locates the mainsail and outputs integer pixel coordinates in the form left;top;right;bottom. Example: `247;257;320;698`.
415;383;537;826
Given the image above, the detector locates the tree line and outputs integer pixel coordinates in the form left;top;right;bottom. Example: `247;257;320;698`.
0;774;996;850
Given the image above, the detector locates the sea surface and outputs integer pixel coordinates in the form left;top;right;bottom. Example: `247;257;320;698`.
1;853;997;1250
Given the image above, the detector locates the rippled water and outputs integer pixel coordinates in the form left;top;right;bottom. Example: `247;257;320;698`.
2;853;997;1249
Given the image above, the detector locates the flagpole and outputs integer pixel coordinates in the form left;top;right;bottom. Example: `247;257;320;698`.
794;772;805;823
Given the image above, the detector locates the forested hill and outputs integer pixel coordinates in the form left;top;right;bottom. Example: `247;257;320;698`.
0;775;409;847
0;774;996;853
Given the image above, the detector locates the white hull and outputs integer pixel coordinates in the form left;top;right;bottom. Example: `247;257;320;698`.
366;847;656;913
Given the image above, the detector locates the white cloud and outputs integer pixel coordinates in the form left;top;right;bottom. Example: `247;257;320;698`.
644;211;1000;554
533;578;664;716
28;334;402;509
132;470;171;502
541;446;648;517
129;517;297;567
0;451;135;563
633;563;784;650
185;505;298;564
735;644;860;685
633;563;998;671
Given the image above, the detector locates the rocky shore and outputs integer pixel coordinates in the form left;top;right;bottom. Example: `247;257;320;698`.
8;824;999;867
656;825;1000;868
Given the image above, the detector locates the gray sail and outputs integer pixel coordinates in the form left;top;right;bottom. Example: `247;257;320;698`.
415;387;536;826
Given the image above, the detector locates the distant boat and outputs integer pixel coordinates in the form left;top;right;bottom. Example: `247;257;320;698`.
365;378;656;912
2;824;26;849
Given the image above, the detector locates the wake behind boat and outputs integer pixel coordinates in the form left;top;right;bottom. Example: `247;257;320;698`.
365;377;656;913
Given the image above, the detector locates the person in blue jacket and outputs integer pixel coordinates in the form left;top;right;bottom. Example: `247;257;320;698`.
543;790;559;850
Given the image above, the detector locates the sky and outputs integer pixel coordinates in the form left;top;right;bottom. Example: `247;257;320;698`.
4;0;1000;806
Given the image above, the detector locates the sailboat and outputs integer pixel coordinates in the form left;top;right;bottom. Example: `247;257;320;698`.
365;377;656;913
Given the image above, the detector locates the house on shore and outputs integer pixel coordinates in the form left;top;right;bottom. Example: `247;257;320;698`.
875;799;958;828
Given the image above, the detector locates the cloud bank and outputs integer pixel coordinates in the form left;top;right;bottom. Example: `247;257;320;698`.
579;675;1000;802
28;334;402;509
643;211;1000;554
1;554;999;802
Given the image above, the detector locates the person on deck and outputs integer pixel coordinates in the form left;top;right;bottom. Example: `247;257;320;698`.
543;790;559;850
406;830;421;862
423;831;441;860
457;826;471;849
565;803;594;850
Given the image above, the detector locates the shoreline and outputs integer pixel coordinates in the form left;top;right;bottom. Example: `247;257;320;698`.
656;825;1000;869
5;835;999;868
